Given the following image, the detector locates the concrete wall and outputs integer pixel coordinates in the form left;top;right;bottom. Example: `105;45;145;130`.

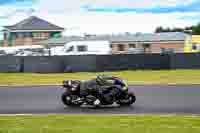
96;54;170;71
62;55;97;72
0;56;22;72
0;53;200;73
23;56;64;73
170;53;200;69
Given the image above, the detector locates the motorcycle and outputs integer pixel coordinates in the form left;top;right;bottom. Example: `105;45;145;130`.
61;76;136;107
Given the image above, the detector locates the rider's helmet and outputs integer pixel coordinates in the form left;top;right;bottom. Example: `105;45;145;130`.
96;75;107;85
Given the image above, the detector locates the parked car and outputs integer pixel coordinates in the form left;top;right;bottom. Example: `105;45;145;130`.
0;50;6;56
0;45;44;56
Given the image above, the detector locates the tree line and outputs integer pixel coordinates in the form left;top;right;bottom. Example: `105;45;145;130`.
155;23;200;35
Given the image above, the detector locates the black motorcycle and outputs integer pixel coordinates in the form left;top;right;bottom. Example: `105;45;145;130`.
61;76;136;107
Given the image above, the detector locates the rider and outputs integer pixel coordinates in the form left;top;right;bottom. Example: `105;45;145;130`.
80;75;112;105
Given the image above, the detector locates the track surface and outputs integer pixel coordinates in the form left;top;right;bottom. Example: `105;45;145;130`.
0;85;200;114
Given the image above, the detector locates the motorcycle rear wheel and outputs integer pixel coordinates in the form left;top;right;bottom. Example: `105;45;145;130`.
61;92;73;106
61;92;82;106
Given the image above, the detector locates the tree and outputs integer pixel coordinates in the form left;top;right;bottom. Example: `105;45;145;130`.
155;26;164;33
154;21;200;35
171;27;183;32
155;26;174;33
192;23;200;35
155;26;193;34
185;26;193;30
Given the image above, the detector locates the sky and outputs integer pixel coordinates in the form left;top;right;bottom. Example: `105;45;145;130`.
0;0;200;37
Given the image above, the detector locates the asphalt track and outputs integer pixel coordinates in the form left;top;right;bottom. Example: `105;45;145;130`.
0;85;200;114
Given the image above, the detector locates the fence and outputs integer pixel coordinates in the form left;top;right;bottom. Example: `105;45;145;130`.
0;53;200;73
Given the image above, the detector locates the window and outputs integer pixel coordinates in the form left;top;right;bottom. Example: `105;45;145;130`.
14;32;32;38
161;48;165;53
12;33;17;39
33;33;48;39
161;48;175;54
3;33;7;40
118;44;125;51
77;45;88;52
142;43;151;48
16;32;24;38
33;33;40;39
129;44;136;48
142;43;151;53
24;32;32;37
66;46;74;52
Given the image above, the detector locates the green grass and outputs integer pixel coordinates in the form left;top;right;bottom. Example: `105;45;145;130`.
1;69;200;86
0;115;200;133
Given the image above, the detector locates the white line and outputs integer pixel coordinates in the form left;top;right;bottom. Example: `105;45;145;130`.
0;113;199;117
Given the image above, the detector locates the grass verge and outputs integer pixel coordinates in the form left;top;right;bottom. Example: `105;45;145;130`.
1;69;200;86
0;115;200;133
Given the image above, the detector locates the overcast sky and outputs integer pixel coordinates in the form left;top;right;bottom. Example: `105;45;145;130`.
0;0;200;36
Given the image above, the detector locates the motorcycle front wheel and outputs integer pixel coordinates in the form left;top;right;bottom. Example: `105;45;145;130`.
117;92;136;106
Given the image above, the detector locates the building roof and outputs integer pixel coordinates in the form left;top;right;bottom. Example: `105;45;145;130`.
4;16;64;31
109;32;189;42
36;35;109;45
37;32;190;46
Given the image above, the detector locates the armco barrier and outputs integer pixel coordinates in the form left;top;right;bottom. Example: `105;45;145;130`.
23;56;64;73
0;56;22;72
96;54;170;71
62;55;97;72
0;53;200;73
170;53;200;69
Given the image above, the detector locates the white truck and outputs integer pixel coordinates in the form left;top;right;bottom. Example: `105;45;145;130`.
55;40;111;55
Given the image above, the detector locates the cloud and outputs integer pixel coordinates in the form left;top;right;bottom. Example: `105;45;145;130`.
0;0;36;6
81;0;196;8
34;0;198;14
178;13;200;22
0;0;36;21
0;0;199;37
82;0;200;13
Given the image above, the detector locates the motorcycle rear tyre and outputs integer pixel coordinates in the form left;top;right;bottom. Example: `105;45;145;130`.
61;92;73;106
